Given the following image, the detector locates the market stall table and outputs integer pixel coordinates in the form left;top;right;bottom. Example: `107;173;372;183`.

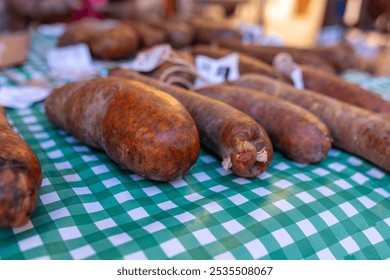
0;32;389;260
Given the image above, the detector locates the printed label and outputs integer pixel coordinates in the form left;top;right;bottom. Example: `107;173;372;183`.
238;23;264;44
194;53;240;88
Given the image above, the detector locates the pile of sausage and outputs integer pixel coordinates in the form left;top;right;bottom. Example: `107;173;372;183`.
1;16;390;228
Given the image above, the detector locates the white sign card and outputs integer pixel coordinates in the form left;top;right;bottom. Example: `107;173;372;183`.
0;86;50;109
194;53;240;88
238;23;284;46
46;44;96;80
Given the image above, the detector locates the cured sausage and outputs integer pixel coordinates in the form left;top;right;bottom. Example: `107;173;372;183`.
0;107;42;227
229;74;390;171
195;85;332;163
58;18;139;59
217;39;336;73
109;69;273;178
45;77;200;181
298;65;390;115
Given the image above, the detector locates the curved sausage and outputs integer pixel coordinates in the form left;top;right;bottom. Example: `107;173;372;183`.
196;85;332;163
230;74;390;171
45;77;200;181
0;107;42;227
217;38;336;73
298;65;390;116
58;18;139;60
190;17;242;44
109;69;273;178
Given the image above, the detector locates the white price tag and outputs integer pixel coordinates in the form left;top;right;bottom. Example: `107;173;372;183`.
238;23;263;44
37;24;66;37
194;53;240;88
120;44;172;72
46;44;96;80
0;86;50;109
238;23;284;46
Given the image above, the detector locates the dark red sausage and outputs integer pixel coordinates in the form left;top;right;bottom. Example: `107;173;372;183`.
229;74;390;171
45;77;200;182
217;38;336;73
298;65;390;116
109;68;273;178
0;107;42;227
195;84;332;163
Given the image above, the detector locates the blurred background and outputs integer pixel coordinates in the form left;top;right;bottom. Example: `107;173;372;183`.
1;0;390;75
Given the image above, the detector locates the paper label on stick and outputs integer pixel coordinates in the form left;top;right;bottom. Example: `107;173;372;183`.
194;53;240;88
291;68;305;90
46;44;96;80
273;52;304;90
0;86;50;109
120;44;172;72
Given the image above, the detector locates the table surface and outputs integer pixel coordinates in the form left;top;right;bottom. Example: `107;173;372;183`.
0;33;389;260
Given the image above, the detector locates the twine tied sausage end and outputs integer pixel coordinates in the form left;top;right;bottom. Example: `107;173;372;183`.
222;157;233;171
256;147;268;163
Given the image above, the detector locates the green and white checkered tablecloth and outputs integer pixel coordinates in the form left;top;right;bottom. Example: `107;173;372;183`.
0;33;389;260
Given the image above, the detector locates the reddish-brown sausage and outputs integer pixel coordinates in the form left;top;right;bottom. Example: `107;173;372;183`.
298;65;390;115
126;20;167;48
190;17;242;44
217;39;336;73
195;85;332;163
109;69;273;178
146;19;194;49
58;18;139;59
306;43;357;72
45;77;200;181
0;107;42;227
229;74;390;171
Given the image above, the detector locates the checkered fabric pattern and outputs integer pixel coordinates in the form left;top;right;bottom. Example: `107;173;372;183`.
0;33;389;260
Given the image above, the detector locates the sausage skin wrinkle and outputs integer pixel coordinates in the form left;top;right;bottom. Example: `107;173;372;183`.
45;77;200;182
109;69;273;178
0;107;42;228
